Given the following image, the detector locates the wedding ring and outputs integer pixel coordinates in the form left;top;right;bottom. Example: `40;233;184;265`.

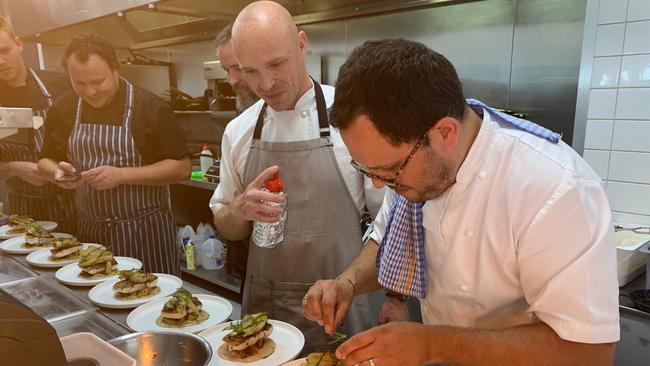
368;359;376;366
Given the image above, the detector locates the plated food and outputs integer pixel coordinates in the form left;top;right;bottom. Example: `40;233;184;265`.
23;222;56;248
55;256;142;286
156;288;210;328
78;247;118;279
26;242;102;268
7;215;35;235
88;273;181;309
198;318;303;366
0;233;73;255
219;312;275;362
49;237;84;261
113;269;160;300
303;352;343;366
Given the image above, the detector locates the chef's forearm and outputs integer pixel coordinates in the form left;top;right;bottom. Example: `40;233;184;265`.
213;203;251;241
338;239;382;295
120;157;191;185
37;158;60;181
423;322;615;366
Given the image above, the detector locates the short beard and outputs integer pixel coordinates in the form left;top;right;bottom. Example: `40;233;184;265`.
236;90;260;113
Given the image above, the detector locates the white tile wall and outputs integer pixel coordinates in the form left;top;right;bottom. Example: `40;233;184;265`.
594;23;626;56
592;56;621;88
627;0;650;22
583;150;610;179
599;0;629;24
588;89;618;118
607;182;650;216
623;20;650;54
615;88;650;119
585;119;614;149
612;211;650;226
608;151;650;183
585;1;650;224
612;120;650;151
619;54;650;87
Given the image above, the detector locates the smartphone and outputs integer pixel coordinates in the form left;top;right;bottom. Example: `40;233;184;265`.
55;172;81;182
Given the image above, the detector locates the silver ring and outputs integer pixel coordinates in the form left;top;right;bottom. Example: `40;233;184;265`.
368;358;376;366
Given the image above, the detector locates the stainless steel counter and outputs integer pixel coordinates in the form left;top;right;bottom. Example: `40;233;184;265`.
0;253;240;340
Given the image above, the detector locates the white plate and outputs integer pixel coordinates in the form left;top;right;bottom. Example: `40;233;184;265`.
127;294;233;334
0;233;73;254
199;319;305;366
59;332;136;366
0;220;58;239
55;256;142;286
25;243;103;268
88;273;183;309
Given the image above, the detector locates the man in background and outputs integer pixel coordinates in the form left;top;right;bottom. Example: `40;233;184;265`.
0;15;76;232
214;23;258;113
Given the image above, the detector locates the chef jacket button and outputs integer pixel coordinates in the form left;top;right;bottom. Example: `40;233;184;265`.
478;171;487;179
466;230;474;238
459;284;469;292
301;110;309;118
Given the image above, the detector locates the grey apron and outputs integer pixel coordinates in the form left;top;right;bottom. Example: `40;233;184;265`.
0;67;76;233
241;81;371;354
67;80;178;275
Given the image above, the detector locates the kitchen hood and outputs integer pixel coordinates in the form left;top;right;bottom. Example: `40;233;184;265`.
5;0;475;50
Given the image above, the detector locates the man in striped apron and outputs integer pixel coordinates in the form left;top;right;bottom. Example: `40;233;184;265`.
0;16;76;232
38;33;190;275
304;39;619;365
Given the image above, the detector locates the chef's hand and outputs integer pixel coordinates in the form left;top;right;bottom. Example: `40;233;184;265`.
378;298;409;325
231;165;286;223
303;277;355;335
10;162;48;186
336;322;433;366
81;165;124;190
54;161;84;189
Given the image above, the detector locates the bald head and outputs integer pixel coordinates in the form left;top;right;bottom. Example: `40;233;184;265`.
231;1;311;111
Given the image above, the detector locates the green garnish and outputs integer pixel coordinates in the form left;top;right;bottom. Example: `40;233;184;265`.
327;331;347;345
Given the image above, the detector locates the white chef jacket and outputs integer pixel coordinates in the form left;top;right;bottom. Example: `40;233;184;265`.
370;110;620;344
210;83;382;218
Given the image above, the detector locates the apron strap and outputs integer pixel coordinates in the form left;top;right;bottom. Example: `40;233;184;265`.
252;77;329;140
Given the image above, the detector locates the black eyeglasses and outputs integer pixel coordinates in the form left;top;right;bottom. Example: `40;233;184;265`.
350;129;429;189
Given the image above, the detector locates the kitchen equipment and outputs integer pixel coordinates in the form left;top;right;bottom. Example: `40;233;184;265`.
629;289;650;313
0;107;44;140
0;288;68;366
203;162;220;183
0;276;94;323
0;254;37;284
59;332;136;366
614;222;650;286
108;330;212;366
203;61;236;113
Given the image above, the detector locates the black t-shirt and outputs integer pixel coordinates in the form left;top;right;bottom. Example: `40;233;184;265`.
40;79;189;164
0;68;71;110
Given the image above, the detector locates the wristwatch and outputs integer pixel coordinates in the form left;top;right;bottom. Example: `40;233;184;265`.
385;289;408;302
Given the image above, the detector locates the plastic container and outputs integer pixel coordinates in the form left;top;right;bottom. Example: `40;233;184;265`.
186;242;196;270
253;171;286;249
199;144;213;174
199;237;224;270
177;225;195;261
